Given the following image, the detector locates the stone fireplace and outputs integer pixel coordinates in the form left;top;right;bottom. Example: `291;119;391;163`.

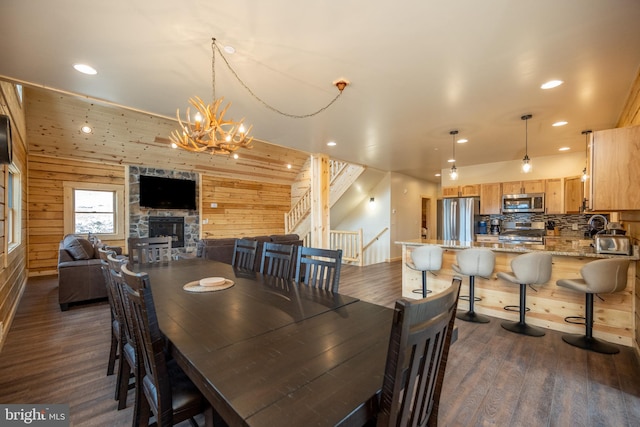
129;166;199;256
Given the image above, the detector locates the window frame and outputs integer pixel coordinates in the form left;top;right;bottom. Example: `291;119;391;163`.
63;181;125;240
5;163;22;253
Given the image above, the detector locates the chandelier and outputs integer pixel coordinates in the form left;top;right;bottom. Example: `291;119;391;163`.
171;39;253;155
171;38;349;156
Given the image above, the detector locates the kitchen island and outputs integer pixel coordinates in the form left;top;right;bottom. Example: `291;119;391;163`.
397;239;639;346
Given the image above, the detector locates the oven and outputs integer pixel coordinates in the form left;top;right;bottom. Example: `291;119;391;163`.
498;221;546;244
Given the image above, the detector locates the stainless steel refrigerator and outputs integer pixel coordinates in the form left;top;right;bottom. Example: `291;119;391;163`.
437;197;480;241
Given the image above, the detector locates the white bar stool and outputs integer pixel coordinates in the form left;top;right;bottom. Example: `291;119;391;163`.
407;245;443;298
497;252;552;337
452;248;495;323
556;258;629;354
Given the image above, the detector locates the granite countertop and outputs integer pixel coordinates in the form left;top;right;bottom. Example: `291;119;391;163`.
396;239;640;260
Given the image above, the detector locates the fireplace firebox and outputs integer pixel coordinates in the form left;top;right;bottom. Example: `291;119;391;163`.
148;216;184;248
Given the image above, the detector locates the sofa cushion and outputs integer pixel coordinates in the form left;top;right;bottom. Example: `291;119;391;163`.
63;235;94;260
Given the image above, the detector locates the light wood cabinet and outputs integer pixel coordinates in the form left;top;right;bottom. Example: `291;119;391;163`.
502;179;544;195
564;176;583;213
480;183;502;214
545;178;563;214
476;235;500;243
589;125;640;210
442;184;480;198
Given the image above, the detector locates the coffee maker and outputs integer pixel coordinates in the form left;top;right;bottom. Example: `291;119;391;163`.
490;219;500;235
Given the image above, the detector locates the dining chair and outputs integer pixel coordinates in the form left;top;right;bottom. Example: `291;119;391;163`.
99;247;120;378
231;238;258;270
120;264;214;427
105;253;137;412
375;276;462;427
128;236;172;265
294;246;343;293
260;242;295;279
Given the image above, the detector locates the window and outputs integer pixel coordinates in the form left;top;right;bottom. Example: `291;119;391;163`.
6;164;21;251
63;182;125;239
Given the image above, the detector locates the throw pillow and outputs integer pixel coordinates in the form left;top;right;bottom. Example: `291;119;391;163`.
63;235;94;260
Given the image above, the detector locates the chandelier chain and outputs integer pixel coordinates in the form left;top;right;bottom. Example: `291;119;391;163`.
212;39;344;119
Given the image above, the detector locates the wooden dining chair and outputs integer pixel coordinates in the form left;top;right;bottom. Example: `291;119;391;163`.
128;236;172;265
294;246;343;293
375;277;462;427
105;252;137;412
260;242;295;279
231;238;258;270
120;265;214;427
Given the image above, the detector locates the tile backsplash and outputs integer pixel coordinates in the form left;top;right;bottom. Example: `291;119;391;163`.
479;213;611;238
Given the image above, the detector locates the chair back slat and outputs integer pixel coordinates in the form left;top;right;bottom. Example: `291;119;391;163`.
128;236;172;265
294;247;342;292
377;277;462;427
260;242;295;279
232;238;258;270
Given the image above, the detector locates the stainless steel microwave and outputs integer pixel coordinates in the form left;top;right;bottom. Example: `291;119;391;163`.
501;193;545;213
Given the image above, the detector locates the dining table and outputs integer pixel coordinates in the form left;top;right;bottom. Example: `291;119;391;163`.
132;257;394;427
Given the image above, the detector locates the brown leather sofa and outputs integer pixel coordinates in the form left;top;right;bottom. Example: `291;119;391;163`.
57;234;122;311
197;234;302;271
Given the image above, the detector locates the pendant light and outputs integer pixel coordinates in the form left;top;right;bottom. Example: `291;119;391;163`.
521;114;532;173
449;130;458;180
581;130;592;182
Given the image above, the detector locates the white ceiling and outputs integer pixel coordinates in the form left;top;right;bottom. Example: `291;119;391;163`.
1;0;639;182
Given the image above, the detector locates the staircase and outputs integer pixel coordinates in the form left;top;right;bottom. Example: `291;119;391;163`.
285;160;365;238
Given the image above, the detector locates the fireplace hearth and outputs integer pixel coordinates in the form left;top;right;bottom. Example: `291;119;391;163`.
149;216;185;248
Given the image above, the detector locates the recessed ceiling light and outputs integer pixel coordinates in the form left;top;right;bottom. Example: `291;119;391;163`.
73;63;97;75
224;45;236;54
171;142;178;149
552;121;568;127
541;80;563;89
233;153;239;159
457;138;468;143
81;125;92;134
447;158;455;163
327;141;337;147
558;147;570;151
435;173;441;177
287;164;292;169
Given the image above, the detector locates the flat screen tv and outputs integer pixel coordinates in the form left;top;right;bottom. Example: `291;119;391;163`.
139;175;197;210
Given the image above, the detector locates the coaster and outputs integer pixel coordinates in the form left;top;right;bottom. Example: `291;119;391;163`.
183;279;234;293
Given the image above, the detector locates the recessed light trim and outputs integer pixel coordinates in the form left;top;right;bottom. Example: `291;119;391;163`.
558;147;570;151
552;121;568;127
447;158;455;163
327;141;337;147
541;80;563;89
287;164;292;169
223;45;236;54
435;173;441;177
81;125;92;134
73;63;97;75
457;138;468;143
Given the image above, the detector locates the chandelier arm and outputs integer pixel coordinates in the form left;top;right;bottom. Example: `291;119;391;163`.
213;40;344;119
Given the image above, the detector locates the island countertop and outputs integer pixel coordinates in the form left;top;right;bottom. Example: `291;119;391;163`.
395;238;639;260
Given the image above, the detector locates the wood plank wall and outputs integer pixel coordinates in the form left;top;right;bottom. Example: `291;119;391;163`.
27;155;127;274
201;175;291;239
0;81;28;351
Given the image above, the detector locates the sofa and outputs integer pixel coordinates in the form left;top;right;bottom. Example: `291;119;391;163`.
197;234;303;271
57;234;122;311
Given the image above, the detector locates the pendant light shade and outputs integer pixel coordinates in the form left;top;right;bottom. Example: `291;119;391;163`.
449;130;459;180
581;130;592;182
521;114;532;173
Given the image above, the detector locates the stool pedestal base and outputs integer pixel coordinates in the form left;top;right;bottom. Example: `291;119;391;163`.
501;320;545;337
562;334;619;355
456;311;490;323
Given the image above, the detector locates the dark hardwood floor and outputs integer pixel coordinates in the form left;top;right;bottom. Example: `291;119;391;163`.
1;261;639;426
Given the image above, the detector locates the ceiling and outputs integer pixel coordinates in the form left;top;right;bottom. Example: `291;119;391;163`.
1;0;640;183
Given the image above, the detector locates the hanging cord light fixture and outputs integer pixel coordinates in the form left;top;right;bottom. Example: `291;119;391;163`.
521;114;532;173
171;38;349;156
581;130;592;182
449;130;459;180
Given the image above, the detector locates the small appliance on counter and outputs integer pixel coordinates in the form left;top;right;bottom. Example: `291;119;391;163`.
605;222;627;235
594;235;632;255
490;219;500;235
477;221;488;234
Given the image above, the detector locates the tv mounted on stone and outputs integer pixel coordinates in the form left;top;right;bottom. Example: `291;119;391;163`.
139;175;196;210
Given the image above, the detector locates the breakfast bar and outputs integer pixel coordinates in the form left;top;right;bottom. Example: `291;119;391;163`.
397;239;639;346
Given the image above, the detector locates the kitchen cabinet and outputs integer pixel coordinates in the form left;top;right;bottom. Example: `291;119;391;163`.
589;125;640;210
442;184;480;198
564;176;583;213
480;183;502;214
476;235;500;243
545;178;563;214
502;179;544;195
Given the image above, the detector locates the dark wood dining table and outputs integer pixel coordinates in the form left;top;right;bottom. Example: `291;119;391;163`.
133;257;394;427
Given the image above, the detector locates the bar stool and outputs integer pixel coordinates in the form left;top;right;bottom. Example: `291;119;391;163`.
497;252;552;337
407;245;443;298
556;258;629;354
452;248;495;323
